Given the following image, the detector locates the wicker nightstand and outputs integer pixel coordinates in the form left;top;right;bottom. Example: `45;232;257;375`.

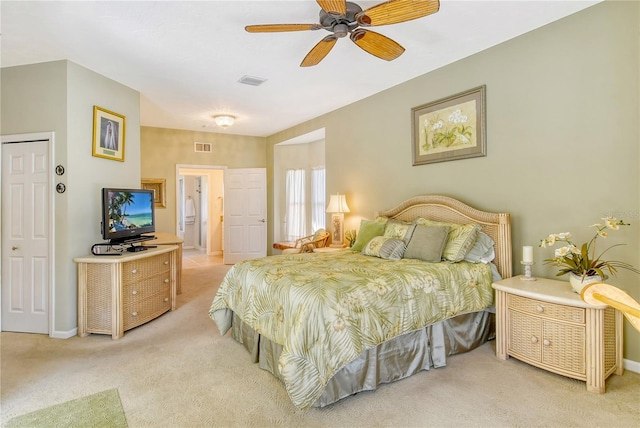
492;276;623;393
313;246;348;253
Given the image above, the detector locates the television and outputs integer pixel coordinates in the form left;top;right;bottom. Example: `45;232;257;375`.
101;188;156;244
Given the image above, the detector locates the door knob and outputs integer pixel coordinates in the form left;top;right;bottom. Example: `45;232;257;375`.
259;219;266;223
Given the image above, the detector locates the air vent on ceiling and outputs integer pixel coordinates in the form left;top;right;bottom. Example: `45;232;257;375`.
194;142;212;153
238;75;267;87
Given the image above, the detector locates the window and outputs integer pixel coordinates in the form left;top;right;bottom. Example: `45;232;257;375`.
284;168;325;241
285;169;306;241
311;168;326;232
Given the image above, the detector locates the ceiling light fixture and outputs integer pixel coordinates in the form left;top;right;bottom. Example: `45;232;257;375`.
213;114;235;128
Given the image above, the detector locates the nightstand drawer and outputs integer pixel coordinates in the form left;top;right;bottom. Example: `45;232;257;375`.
508;294;585;324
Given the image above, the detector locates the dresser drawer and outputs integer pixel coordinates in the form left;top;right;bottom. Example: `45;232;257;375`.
122;253;171;284
508;294;585;324
123;290;171;330
122;274;171;305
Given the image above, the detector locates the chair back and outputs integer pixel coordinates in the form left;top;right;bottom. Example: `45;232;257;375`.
312;229;330;248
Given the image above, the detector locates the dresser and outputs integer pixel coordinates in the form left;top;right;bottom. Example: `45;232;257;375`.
493;276;623;393
75;245;178;339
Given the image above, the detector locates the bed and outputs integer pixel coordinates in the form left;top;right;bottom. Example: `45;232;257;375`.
209;195;512;409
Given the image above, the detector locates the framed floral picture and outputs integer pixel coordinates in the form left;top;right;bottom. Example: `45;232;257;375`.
92;106;126;162
411;85;486;166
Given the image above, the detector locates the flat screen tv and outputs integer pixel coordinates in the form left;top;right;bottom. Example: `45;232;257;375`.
101;188;155;244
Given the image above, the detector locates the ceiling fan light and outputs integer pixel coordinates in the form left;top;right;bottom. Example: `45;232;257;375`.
213;114;236;128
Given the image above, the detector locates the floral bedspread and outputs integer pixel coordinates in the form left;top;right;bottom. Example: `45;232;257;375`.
209;250;494;409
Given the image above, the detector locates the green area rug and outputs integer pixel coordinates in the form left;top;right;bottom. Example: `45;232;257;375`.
6;388;127;428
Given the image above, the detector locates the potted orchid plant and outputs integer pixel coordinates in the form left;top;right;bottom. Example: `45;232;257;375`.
539;216;640;293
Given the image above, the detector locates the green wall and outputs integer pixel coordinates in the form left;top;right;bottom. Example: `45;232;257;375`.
140;126;266;233
267;2;640;362
1;60;140;335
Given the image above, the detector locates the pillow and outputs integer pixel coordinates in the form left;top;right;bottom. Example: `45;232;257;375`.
464;232;496;264
383;219;416;243
351;220;386;252
414;218;481;262
403;225;450;262
362;236;406;260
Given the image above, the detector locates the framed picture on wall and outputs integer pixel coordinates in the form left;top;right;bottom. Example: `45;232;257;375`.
411;85;486;166
141;178;166;208
92;106;126;162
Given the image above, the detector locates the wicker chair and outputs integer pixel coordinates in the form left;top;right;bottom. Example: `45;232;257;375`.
281;229;330;254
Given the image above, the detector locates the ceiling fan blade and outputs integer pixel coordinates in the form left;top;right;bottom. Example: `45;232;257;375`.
316;0;347;15
356;0;440;26
300;36;338;67
350;29;405;61
245;24;322;33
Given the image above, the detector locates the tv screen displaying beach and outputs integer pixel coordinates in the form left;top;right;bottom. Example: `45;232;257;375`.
107;191;153;232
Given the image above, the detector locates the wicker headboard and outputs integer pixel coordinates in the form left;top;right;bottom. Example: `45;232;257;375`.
376;195;512;279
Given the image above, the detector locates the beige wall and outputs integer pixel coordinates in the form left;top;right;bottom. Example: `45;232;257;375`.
267;2;640;361
140;127;266;234
1;60;140;334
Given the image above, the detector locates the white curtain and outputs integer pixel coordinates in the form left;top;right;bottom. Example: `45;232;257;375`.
311;167;326;232
285;169;306;241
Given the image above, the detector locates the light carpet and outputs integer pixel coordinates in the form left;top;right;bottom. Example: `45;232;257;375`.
1;258;639;427
5;388;127;428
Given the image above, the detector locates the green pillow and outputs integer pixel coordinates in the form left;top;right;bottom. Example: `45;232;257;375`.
403;225;450;262
414;218;481;262
351;220;386;252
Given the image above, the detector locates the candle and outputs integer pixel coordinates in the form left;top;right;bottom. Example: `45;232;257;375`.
523;246;533;263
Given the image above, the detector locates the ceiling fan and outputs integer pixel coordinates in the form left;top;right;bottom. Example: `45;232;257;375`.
245;0;440;67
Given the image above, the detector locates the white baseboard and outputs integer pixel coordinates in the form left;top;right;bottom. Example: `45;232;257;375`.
50;328;77;339
623;358;640;373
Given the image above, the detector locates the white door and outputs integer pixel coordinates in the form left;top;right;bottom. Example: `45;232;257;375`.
223;168;266;264
1;138;51;333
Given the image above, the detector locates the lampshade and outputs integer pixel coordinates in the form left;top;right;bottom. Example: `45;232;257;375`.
213;114;235;128
326;193;350;213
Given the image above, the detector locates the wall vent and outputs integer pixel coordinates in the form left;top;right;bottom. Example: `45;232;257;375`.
194;142;212;153
238;75;267;87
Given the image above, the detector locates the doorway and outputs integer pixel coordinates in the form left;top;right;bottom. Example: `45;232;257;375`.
176;165;224;256
1;132;55;335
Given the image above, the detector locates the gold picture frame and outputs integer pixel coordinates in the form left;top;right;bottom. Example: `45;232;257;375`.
141;178;166;208
92;106;126;162
412;85;486;166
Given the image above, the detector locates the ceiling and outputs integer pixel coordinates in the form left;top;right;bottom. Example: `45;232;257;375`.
1;0;600;137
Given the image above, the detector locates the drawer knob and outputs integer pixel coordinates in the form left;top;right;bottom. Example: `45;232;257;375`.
536;305;544;313
131;311;138;317
164;279;169;283
132;290;137;295
164;261;169;265
164;297;169;302
531;336;538;344
131;269;138;274
543;339;551;346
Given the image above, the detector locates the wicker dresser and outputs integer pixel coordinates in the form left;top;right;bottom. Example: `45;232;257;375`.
493;276;623;393
75;245;178;339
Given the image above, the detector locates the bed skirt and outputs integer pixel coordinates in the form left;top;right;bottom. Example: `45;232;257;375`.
229;310;495;408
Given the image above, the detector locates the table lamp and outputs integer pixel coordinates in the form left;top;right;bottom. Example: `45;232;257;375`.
326;193;350;248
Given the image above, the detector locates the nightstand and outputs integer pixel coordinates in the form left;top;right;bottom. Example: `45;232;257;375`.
492;275;623;393
313;246;348;253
